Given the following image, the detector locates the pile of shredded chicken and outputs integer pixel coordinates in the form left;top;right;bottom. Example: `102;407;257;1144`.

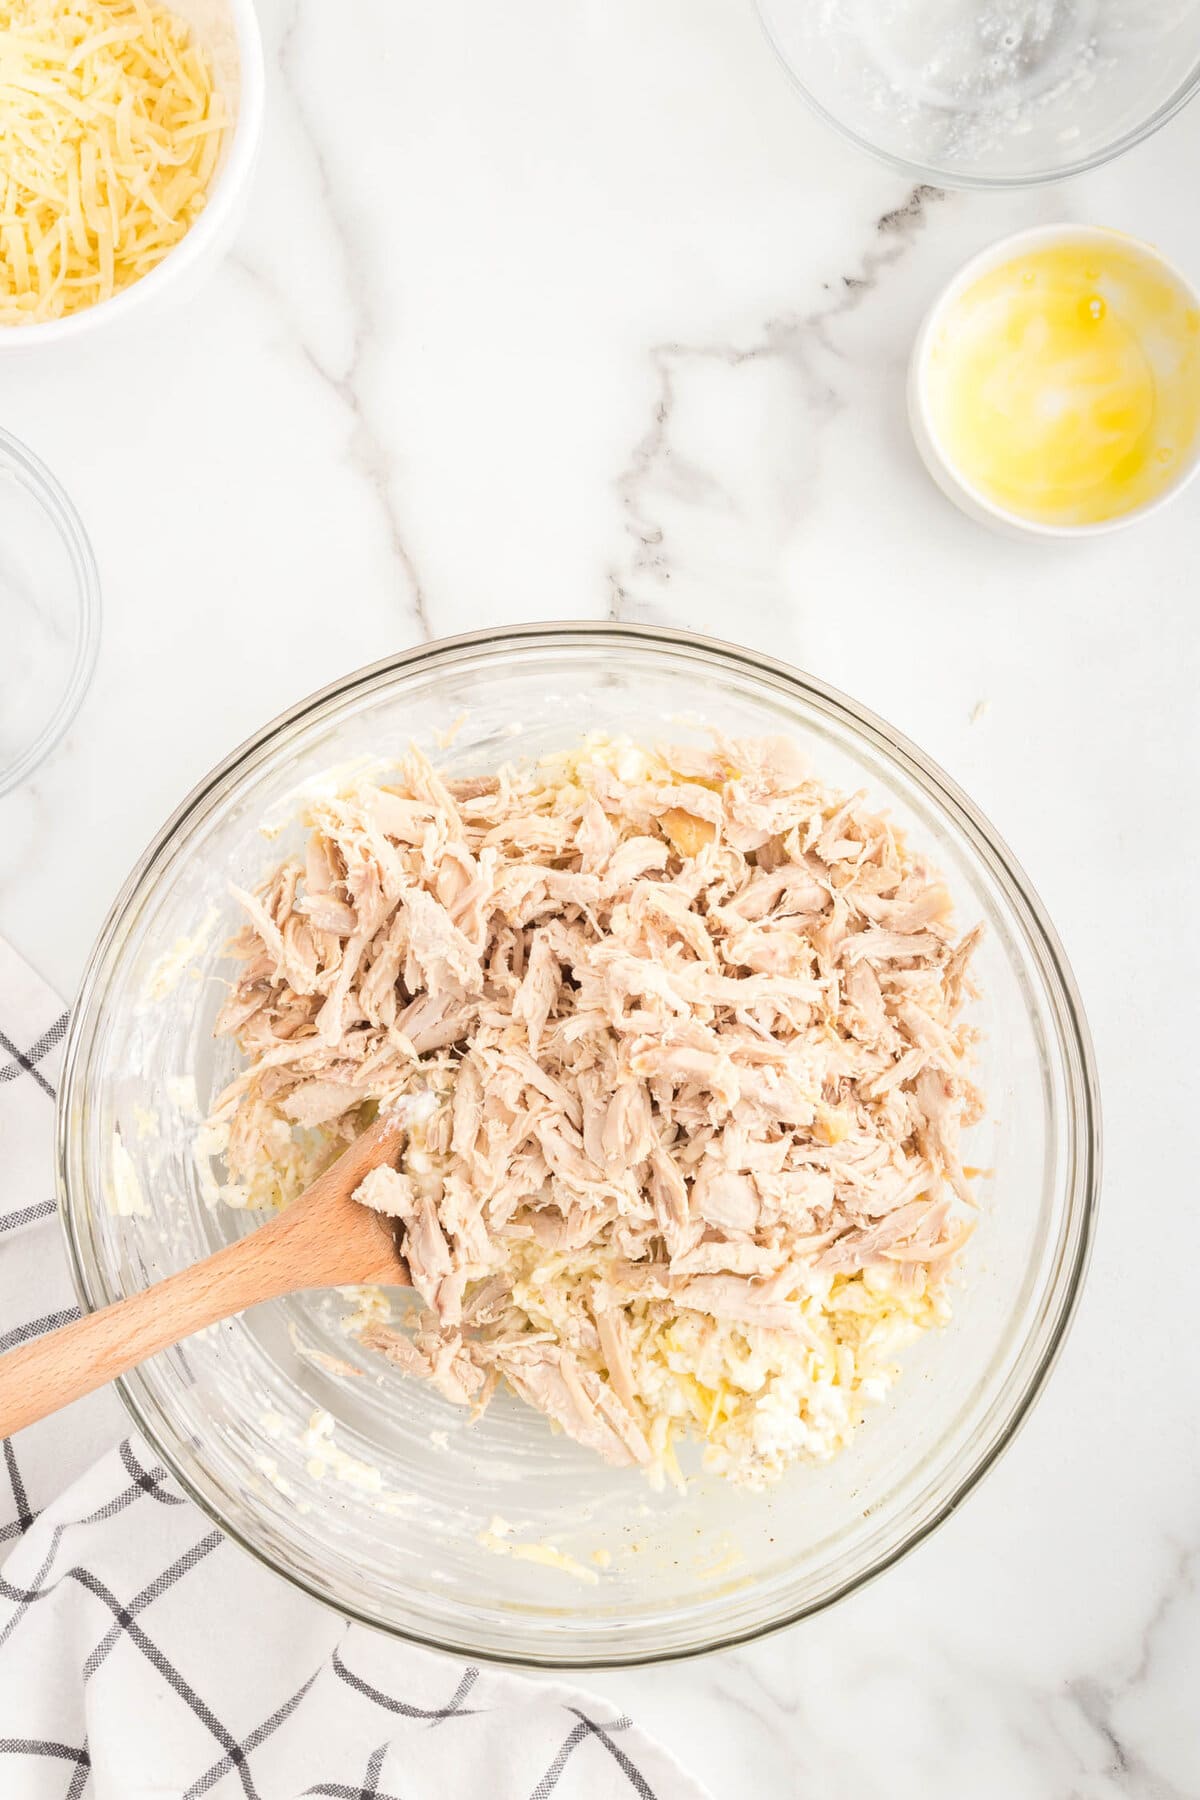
208;736;983;1489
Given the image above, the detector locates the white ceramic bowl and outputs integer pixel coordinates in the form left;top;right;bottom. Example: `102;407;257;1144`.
908;224;1200;540
0;0;264;353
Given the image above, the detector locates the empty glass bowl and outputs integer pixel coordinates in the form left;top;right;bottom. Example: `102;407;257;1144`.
756;0;1200;188
0;428;100;797
58;625;1099;1666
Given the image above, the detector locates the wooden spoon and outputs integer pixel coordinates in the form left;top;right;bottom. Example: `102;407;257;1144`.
0;1110;412;1440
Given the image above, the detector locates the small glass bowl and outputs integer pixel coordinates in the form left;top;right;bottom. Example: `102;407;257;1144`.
756;0;1200;189
58;625;1100;1668
0;428;101;797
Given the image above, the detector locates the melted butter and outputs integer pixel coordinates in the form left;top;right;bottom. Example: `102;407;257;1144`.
927;241;1200;525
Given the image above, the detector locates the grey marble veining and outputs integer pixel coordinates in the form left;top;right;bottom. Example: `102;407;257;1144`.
610;182;951;623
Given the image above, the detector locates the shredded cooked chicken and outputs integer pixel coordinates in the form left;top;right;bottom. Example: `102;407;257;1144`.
208;735;984;1489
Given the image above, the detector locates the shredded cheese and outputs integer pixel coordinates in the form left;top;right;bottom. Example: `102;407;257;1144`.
0;0;227;324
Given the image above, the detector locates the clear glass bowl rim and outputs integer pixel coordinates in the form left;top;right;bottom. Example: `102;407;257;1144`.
0;425;101;799
57;621;1101;1667
752;0;1200;191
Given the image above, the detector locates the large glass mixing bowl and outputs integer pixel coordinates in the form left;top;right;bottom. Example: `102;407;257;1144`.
58;624;1099;1667
756;0;1200;188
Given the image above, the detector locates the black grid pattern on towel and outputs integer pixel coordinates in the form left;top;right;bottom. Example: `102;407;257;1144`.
0;988;671;1800
1;1007;70;1555
0;1011;67;1098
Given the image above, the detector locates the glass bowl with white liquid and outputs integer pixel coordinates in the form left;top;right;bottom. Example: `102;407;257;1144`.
756;0;1200;188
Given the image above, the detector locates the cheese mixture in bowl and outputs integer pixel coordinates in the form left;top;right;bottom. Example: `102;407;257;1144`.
211;737;983;1492
59;626;1097;1666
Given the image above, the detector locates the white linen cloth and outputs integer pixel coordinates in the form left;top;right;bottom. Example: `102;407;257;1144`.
0;937;710;1800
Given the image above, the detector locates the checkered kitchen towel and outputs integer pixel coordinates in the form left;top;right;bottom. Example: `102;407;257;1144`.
0;938;711;1800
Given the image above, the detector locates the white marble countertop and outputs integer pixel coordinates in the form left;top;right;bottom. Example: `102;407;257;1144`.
2;2;1198;1793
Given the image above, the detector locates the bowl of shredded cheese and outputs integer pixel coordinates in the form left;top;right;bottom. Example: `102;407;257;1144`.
57;625;1099;1667
0;0;263;342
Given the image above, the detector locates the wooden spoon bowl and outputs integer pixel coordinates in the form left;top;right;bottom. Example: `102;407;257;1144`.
0;1111;411;1439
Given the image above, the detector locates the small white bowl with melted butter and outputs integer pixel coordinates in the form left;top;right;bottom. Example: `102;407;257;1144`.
909;225;1200;538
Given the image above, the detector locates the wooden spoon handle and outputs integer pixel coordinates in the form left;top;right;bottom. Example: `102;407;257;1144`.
0;1110;410;1440
0;1223;297;1438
